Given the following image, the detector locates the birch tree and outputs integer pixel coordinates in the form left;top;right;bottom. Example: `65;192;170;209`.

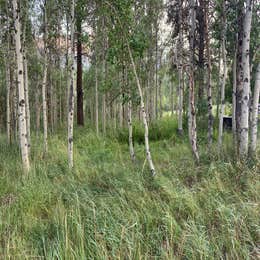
12;0;30;172
218;0;227;149
188;0;199;162
127;97;135;162
236;0;253;158
232;45;237;148
249;63;260;155
42;0;48;153
5;1;11;144
205;0;213;148
67;0;76;168
22;2;31;153
177;0;183;135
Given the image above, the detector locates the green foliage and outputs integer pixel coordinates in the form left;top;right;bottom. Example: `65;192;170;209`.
0;126;259;259
115;117;180;144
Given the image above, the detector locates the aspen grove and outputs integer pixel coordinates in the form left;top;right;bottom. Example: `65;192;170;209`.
0;0;259;258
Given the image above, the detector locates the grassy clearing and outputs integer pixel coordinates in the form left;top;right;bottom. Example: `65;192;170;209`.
0;119;259;259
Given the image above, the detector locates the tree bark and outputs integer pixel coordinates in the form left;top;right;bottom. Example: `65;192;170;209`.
249;63;260;155
218;0;227;150
95;56;99;135
12;0;30;172
35;82;41;136
67;0;76;168
76;18;84;126
5;0;11;144
232;47;237;148
189;0;200;163
5;58;11;144
155;25;158;120
22;6;31;153
128;98;135;162
23;57;30;151
127;43;156;176
236;0;253;158
205;0;213;148
42;0;48;153
177;0;183;134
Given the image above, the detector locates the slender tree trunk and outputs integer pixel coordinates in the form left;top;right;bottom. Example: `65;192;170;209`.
249;63;260;155
232;48;237;148
95;58;99;135
5;59;11;144
218;2;227;150
113;101;117;129
119;97;123;129
127;43;156;176
23;57;30;151
236;0;253;158
12;64;18;142
155;26;158;120
35;82;41;136
171;80;174;116
189;0;200;163
101;40;106;134
101;15;107;134
12;0;30;172
128;98;135;162
197;0;205;104
102;94;106;134
177;0;183;133
159;78;163;118
49;69;54;133
67;0;76;168
53;78;57;131
42;0;48;153
22;8;31;153
205;1;213;148
5;1;11;144
76;18;84;126
216;49;221;119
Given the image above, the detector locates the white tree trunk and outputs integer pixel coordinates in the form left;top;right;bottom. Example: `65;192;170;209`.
238;0;253;158
249;63;260;155
5;59;11;144
102;94;106;134
127;44;156;176
95;58;99;135
5;1;11;144
218;37;227;149
127;98;135;162
22;6;31;153
35;82;41;136
23;57;30;152
232;49;237;148
12;0;30;172
218;1;227;150
42;0;48;153
67;0;76;168
188;0;199;162
205;1;213;148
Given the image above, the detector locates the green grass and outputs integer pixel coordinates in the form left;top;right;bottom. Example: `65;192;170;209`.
0;119;259;259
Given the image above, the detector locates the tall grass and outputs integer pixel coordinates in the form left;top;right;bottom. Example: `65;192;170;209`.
0;119;259;259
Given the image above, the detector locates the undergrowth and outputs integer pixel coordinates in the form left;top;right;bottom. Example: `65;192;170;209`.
0;119;259;259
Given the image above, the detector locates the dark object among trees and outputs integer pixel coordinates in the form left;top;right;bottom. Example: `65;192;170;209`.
223;116;232;129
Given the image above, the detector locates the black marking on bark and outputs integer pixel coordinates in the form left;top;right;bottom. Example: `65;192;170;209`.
19;99;25;106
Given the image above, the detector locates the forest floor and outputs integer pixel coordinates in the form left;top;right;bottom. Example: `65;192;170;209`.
0;118;259;259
